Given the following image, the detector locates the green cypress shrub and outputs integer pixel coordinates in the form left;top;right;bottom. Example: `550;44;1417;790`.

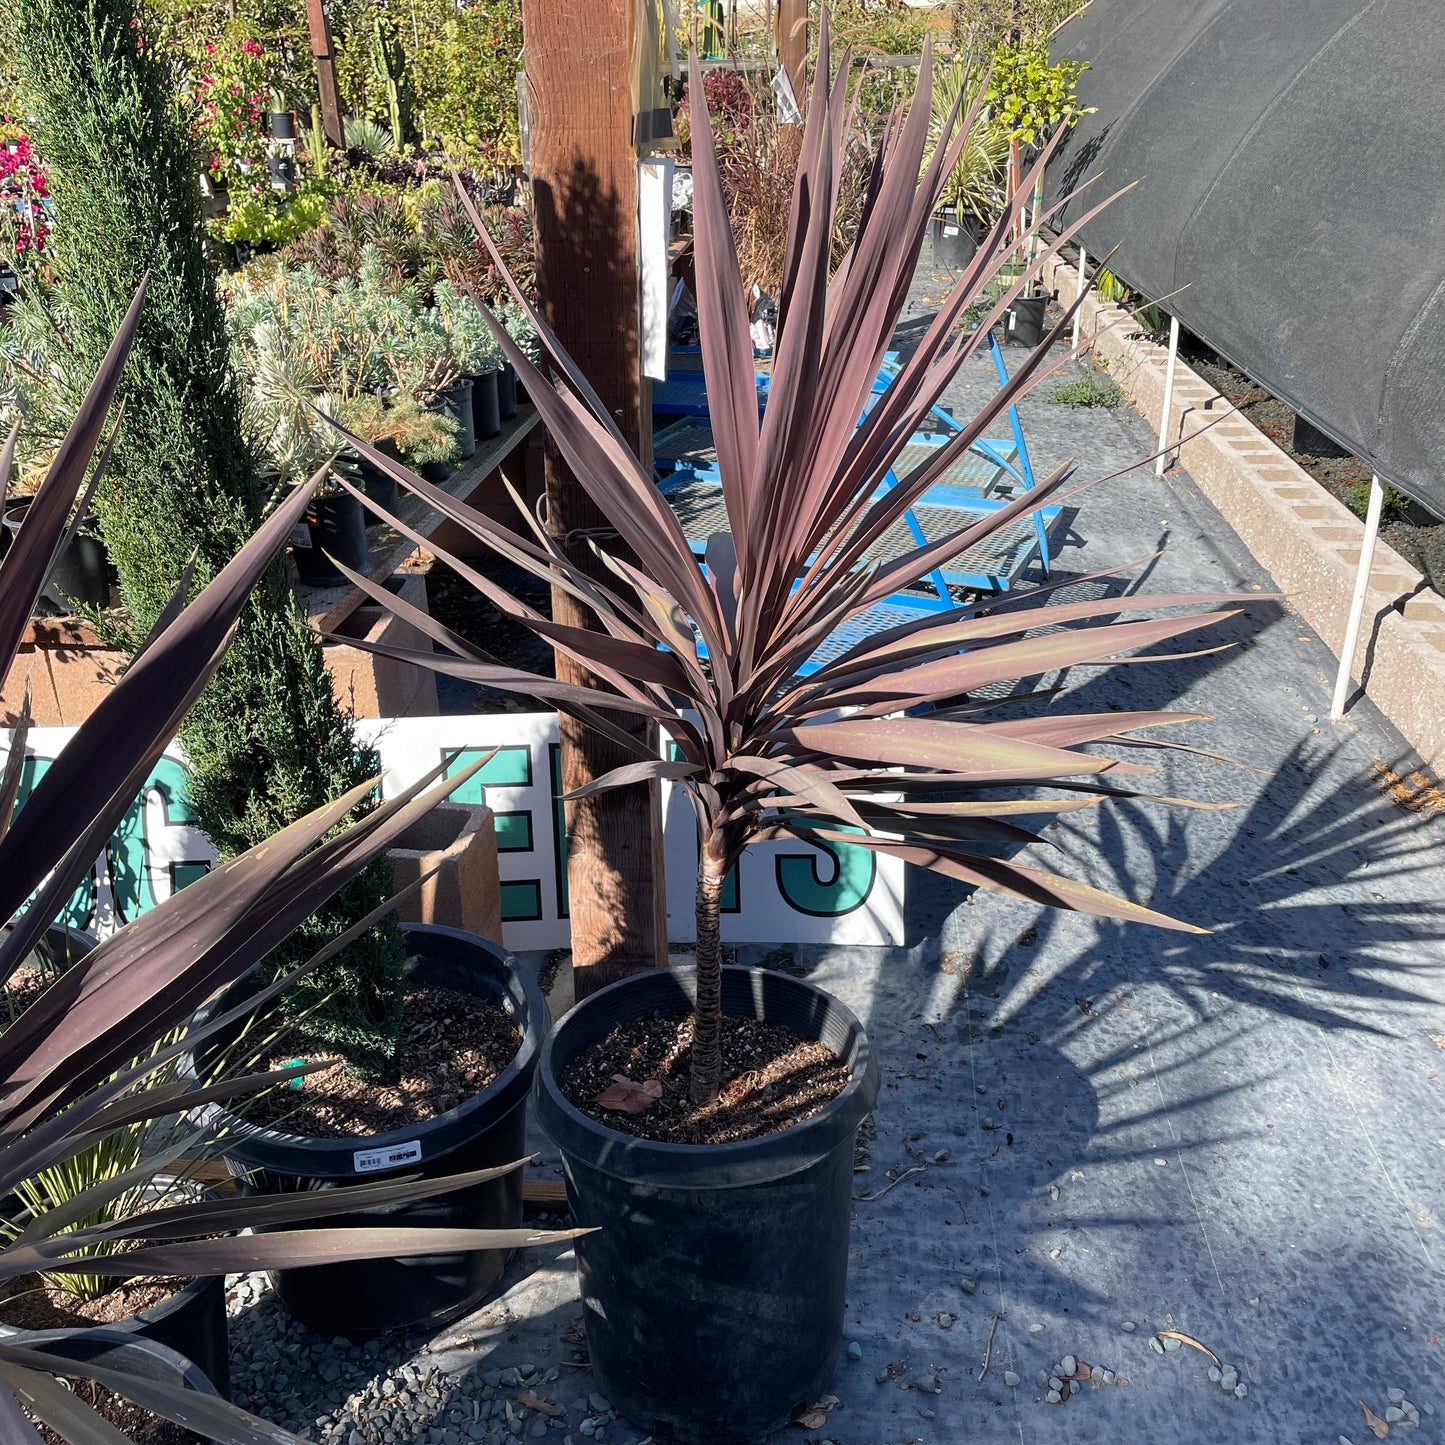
6;0;406;1077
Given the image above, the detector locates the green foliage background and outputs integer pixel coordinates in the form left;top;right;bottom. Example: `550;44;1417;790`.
3;0;408;1078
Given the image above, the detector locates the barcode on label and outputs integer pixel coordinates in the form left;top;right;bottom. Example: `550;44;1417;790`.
353;1139;422;1173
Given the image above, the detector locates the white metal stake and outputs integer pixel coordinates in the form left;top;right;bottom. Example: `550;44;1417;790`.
1071;246;1087;353
1155;314;1181;477
1330;473;1385;720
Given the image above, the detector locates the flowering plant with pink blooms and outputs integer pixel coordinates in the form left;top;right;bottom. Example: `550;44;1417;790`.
0;126;51;262
187;32;270;194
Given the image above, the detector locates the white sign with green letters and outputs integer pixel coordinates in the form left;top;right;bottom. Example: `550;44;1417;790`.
1;716;905;951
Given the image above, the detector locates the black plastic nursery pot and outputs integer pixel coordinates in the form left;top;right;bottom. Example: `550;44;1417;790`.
195;924;547;1340
496;363;518;420
291;490;369;588
1007;294;1049;348
435;379;478;459
0;1328;221;1444
470;369;502;440
268;109;297;140
930;209;977;271
534;966;879;1445
3;497;113;612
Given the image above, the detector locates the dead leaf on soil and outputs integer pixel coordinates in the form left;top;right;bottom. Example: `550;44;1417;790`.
594;1074;663;1114
514;1394;560;1418
793;1396;838;1429
1157;1330;1221;1368
1360;1400;1390;1438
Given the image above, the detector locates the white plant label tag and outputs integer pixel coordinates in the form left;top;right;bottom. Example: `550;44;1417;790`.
353;1139;422;1174
943;225;959;236
290;523;313;549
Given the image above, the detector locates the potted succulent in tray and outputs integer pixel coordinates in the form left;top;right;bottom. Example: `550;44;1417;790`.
267;88;297;141
334;392;460;517
378;314;472;470
434;277;505;441
325;34;1239;1443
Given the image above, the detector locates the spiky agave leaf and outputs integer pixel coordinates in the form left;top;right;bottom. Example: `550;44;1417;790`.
326;30;1242;948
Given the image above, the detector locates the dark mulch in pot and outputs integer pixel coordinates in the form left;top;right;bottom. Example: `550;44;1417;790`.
28;1382;192;1445
558;1011;851;1146
0;1275;185;1331
2;1275;200;1441
246;984;521;1137
426;559;555;714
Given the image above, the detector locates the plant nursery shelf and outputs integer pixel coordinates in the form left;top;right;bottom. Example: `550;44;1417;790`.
300;405;541;633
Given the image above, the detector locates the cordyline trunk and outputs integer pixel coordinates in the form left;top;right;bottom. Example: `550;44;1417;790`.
689;834;729;1105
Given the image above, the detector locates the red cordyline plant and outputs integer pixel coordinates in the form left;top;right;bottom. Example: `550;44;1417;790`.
323;30;1241;1106
0;286;575;1444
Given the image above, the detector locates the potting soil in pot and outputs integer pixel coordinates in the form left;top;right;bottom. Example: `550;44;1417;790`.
557;1012;851;1145
246;983;521;1135
21;1382;192;1445
0;1276;191;1331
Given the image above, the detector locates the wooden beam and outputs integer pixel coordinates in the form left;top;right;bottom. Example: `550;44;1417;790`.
305;0;345;149
520;0;667;999
778;0;807;103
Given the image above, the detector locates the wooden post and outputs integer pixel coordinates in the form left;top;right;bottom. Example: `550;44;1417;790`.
521;0;667;997
778;0;807;102
305;0;345;149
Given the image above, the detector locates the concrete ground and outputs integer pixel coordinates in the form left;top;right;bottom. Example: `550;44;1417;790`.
227;260;1445;1445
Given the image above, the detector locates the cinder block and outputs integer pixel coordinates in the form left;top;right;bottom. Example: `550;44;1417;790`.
324;573;438;718
0;620;127;726
388;801;503;942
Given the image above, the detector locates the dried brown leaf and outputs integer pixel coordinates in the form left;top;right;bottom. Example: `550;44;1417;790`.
1360;1400;1390;1439
594;1075;664;1115
515;1393;560;1418
1157;1330;1221;1368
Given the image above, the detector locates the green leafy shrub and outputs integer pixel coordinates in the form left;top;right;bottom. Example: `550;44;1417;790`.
985;40;1092;144
6;0;408;1077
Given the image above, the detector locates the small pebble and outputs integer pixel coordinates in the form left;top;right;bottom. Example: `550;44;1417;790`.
1234;1384;1248;1400
1101;1369;1115;1385
1045;1390;1062;1405
847;1342;863;1361
1341;1437;1358;1445
1390;1389;1407;1406
1003;1371;1020;1387
1154;1158;1167;1166
1048;1377;1063;1392
1060;1356;1077;1376
1425;1403;1436;1416
1148;1336;1165;1355
1121;1321;1137;1333
1162;1335;1181;1353
1386;1407;1405;1425
587;1395;609;1416
1048;1184;1060;1201
1220;1367;1238;1392
1208;1367;1222;1384
1028;1323;1046;1335
1036;1371;1049;1388
959;1278;977;1295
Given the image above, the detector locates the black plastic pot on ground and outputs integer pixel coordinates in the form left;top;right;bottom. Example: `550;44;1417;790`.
291;490;369;588
0;1328;221;1444
496;363;518;420
534;966;880;1445
268;110;296;141
1007;294;1049;348
433;380;478;460
2;497;114;612
930;208;977;271
469;370;502;440
193;924;546;1339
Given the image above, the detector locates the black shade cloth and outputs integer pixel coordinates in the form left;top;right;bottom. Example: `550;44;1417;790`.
1046;0;1445;515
